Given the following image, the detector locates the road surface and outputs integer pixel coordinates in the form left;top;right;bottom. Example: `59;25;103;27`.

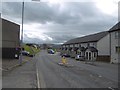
35;50;118;88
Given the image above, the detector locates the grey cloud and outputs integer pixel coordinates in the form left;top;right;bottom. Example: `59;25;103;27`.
2;2;117;25
2;2;22;23
2;2;97;24
23;33;51;44
2;2;118;44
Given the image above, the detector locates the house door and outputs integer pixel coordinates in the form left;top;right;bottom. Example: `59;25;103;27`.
86;52;88;60
88;52;91;60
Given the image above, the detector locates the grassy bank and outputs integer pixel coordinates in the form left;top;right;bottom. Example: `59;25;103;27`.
23;44;40;55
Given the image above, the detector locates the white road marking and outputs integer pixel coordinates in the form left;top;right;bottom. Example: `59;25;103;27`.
36;67;46;88
98;75;102;77
0;68;8;71
108;87;115;90
90;74;93;77
36;68;40;88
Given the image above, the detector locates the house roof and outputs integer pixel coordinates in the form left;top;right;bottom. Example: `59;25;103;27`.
63;31;108;45
86;47;98;52
78;47;85;51
109;22;120;32
2;18;20;27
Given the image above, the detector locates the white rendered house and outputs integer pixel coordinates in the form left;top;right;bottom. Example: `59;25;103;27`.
109;22;120;63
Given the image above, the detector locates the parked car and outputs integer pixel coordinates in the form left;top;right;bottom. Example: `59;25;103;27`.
75;54;80;60
75;55;85;61
60;53;70;57
22;50;30;56
47;49;55;54
15;54;19;59
14;47;20;59
29;54;34;57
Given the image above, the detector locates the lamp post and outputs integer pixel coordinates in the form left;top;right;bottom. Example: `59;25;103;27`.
19;1;24;65
19;0;40;65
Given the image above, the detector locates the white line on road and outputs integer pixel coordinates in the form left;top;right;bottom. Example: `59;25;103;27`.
36;68;40;88
108;87;115;90
0;68;8;71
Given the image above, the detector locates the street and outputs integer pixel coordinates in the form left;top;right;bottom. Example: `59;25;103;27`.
2;1;119;89
35;50;118;88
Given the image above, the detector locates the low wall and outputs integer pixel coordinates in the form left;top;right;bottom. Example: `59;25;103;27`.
96;55;110;62
2;48;20;59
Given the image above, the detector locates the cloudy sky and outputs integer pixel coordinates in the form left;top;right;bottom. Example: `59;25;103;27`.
1;0;119;44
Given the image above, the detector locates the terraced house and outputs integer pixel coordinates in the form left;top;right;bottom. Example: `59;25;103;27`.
61;31;110;62
61;22;120;63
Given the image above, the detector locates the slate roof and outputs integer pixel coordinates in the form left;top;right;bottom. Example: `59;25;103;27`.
63;31;108;45
109;22;120;32
85;47;98;52
77;47;86;51
79;47;86;51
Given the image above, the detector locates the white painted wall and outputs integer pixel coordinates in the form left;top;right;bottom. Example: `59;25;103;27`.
97;34;110;56
110;31;120;63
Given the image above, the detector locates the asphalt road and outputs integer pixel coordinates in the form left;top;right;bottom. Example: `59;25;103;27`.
35;50;118;88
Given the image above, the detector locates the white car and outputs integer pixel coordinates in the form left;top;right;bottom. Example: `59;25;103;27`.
75;55;85;60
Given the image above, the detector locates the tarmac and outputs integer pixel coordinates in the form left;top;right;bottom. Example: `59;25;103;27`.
1;52;119;88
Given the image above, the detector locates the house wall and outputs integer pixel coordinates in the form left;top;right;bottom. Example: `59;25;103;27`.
110;31;120;63
97;34;110;56
2;19;20;48
2;19;20;59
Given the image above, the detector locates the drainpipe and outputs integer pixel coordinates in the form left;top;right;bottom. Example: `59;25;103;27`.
118;30;120;63
109;32;111;63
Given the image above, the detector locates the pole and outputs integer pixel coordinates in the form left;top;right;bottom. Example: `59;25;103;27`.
19;1;24;65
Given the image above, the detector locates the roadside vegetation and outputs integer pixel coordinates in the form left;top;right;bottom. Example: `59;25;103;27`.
23;44;40;56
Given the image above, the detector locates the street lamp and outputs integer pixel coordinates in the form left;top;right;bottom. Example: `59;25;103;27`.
19;1;24;65
19;0;40;65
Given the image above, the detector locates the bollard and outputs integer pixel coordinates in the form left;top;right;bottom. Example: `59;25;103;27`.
62;56;67;65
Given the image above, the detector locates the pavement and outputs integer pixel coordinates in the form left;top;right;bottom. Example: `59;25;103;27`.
2;56;37;88
2;56;31;71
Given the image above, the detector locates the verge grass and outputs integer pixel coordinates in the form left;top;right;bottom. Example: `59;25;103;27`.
24;44;40;55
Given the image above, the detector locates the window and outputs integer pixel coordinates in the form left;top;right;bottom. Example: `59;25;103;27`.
79;44;81;47
116;46;120;53
115;31;120;39
87;43;90;47
75;44;78;47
